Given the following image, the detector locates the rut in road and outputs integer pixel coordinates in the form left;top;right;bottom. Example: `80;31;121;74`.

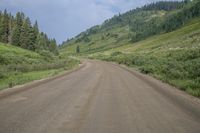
0;60;200;133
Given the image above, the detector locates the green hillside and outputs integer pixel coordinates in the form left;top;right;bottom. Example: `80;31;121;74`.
60;0;200;55
60;9;168;55
90;18;200;97
0;43;79;89
60;1;200;97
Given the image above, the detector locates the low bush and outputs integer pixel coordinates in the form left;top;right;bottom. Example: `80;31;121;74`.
0;67;7;79
94;48;200;97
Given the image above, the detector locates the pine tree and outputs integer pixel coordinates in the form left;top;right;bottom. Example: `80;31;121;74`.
8;13;14;43
35;33;41;50
0;10;9;43
20;17;34;50
76;45;80;53
44;33;50;50
36;32;48;50
11;26;21;46
33;21;39;34
0;10;58;53
0;11;2;19
11;12;24;46
28;26;37;50
32;21;39;49
0;11;2;28
49;39;58;55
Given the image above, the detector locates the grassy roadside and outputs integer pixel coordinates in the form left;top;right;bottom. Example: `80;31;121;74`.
0;69;61;90
0;61;80;90
0;43;80;90
0;64;80;90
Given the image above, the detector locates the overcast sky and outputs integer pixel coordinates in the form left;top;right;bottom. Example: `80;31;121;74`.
0;0;173;44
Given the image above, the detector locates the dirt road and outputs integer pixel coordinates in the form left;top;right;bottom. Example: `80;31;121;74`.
0;60;200;133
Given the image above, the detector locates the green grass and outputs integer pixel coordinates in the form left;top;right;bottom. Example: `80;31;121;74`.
0;43;44;65
0;43;80;90
59;10;171;56
87;18;200;97
60;25;131;56
0;69;63;89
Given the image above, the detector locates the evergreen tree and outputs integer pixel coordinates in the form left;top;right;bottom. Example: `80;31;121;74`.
0;11;2;19
28;26;37;50
11;25;21;46
35;32;44;50
184;0;191;4
16;12;24;27
0;10;9;43
36;32;48;50
0;10;58;53
33;21;39;49
49;39;58;55
76;45;80;53
11;12;24;46
8;13;14;43
33;21;39;34
20;17;34;50
43;33;49;50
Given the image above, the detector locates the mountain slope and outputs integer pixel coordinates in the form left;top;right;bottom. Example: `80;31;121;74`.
60;1;200;97
60;0;200;55
60;9;168;55
90;18;200;97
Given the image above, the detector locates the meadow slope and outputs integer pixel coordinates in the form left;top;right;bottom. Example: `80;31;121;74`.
89;18;200;97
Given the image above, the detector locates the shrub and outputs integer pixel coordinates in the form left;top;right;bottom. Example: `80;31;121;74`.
111;51;123;56
139;65;155;74
0;67;6;79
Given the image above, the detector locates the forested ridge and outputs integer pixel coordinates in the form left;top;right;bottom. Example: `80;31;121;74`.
61;0;200;47
0;11;58;54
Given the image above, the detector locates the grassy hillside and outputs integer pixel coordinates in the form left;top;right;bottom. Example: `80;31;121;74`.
0;43;79;89
60;10;168;56
60;1;200;97
89;18;200;97
60;0;199;56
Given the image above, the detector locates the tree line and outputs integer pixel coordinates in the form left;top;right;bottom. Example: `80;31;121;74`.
142;1;184;11
132;0;200;42
102;0;199;43
0;10;58;54
78;0;187;41
162;0;200;32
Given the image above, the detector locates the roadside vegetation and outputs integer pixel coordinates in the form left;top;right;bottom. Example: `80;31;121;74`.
61;0;200;97
0;43;80;90
89;19;200;97
0;10;80;89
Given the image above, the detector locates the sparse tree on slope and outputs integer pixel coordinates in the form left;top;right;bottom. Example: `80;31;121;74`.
76;45;80;53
